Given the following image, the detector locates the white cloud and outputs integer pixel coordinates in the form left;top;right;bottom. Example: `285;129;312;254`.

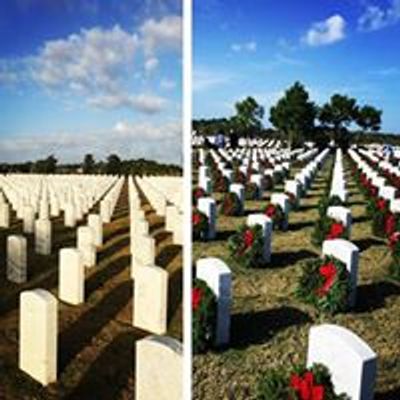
140;15;182;56
302;14;346;47
160;78;176;90
33;25;139;94
230;41;257;53
358;0;400;31
193;66;236;92
144;56;159;73
88;92;168;114
0;120;181;164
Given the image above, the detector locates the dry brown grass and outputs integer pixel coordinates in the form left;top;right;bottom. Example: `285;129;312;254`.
193;157;400;400
0;179;182;399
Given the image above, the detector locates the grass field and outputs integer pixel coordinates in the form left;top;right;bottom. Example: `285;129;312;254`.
193;156;400;400
0;178;182;399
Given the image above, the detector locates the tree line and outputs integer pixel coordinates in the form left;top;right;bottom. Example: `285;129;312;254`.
193;81;387;148
0;154;182;176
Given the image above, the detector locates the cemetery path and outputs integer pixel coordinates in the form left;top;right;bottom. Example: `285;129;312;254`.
193;156;400;400
0;177;182;399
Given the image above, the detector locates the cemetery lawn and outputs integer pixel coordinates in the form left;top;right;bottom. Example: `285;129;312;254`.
193;157;400;400
0;180;182;399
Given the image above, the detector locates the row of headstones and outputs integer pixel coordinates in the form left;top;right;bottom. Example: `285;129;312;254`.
195;251;374;399
349;149;400;212
136;176;183;245
19;289;182;399
330;148;347;202
128;177;170;335
0;174;119;228
192;133;278;148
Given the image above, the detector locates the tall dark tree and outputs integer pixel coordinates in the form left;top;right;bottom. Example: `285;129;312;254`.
106;154;121;174
231;96;264;136
269;81;317;148
318;94;358;146
83;153;95;174
356;105;382;133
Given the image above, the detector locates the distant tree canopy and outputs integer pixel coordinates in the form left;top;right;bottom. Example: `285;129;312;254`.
0;155;182;176
269;81;317;148
193;81;384;149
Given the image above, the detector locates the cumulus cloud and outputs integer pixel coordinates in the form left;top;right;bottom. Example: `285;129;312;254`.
140;15;182;56
144;56;159;73
358;0;400;31
33;25;138;94
302;14;346;47
230;41;257;53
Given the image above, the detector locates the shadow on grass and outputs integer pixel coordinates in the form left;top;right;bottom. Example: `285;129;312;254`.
215;230;236;242
167;263;182;325
58;280;132;374
353;237;384;252
154;231;172;247
289;220;315;231
374;387;400;400
230;306;311;349
85;254;131;299
156;244;181;269
97;236;130;264
64;331;141;400
354;281;400;313
270;249;317;269
103;224;130;244
352;215;370;224
299;204;318;212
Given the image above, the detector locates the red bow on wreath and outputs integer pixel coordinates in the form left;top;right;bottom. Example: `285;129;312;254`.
326;222;344;240
316;262;337;297
192;287;203;311
377;198;387;211
389;232;400;251
290;371;325;400
193;212;201;225
265;204;276;218
239;229;255;256
384;213;396;237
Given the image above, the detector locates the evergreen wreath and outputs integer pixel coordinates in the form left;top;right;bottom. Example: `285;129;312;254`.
257;363;350;400
312;216;348;246
220;192;242;216
296;255;351;314
192;278;217;354
245;182;260;200
192;186;207;205
228;224;265;268
192;207;209;241
265;203;286;230
388;232;400;281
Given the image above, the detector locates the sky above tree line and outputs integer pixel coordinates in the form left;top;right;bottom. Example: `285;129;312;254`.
194;0;400;133
0;0;182;163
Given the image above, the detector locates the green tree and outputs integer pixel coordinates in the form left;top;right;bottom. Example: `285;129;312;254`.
83;153;96;174
106;154;121;175
269;82;317;148
356;105;382;133
231;96;264;136
318;94;358;147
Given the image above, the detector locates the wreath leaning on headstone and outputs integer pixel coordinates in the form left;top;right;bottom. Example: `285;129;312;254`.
388;232;400;281
220;192;242;216
228;224;265;268
311;216;348;247
256;363;350;400
295;255;351;315
264;203;285;230
192;278;217;354
192;207;209;241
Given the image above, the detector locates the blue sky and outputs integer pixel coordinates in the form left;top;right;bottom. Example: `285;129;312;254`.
0;0;182;163
194;0;400;133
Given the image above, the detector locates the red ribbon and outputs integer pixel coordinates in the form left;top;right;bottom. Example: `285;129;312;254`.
290;371;325;400
384;212;396;237
326;222;345;240
316;262;337;297
192;287;203;311
265;204;276;218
